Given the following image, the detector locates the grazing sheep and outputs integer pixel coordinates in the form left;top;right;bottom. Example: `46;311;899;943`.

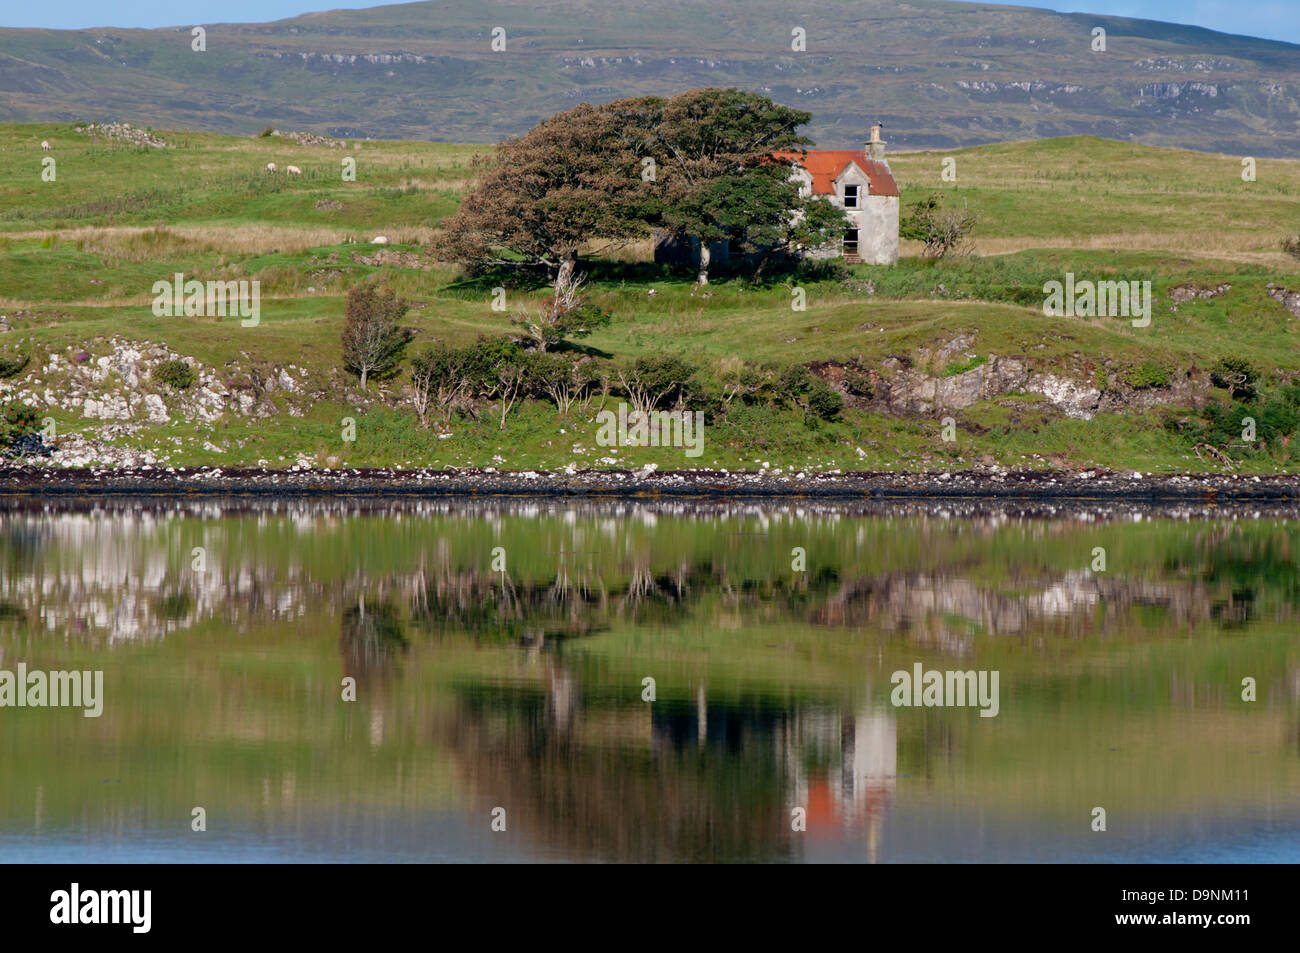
285;165;302;175
266;162;277;172
40;140;50;151
371;236;389;245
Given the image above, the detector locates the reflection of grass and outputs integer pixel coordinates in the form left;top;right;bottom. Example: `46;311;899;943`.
941;611;984;635
0;510;1298;830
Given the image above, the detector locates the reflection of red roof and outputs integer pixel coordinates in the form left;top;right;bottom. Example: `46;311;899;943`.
806;778;837;829
772;149;899;198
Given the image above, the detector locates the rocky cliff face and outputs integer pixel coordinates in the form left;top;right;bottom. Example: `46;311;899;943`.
812;333;1205;422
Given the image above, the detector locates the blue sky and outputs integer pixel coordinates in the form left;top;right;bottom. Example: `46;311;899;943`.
2;1;1297;45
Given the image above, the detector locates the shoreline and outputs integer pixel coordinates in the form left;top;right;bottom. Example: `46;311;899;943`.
1;465;1298;501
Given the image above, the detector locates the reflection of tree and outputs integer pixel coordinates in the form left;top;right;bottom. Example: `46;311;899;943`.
445;679;798;862
155;591;194;621
340;594;407;687
441;665;897;862
0;523;45;577
407;560;712;643
1172;529;1300;610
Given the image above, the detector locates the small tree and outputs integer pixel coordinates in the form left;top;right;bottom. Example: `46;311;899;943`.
616;355;697;415
491;357;529;430
530;352;599;416
341;285;414;390
900;192;979;258
410;343;479;428
510;269;612;352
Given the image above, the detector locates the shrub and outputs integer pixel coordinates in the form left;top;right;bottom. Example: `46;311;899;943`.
1175;383;1300;463
777;364;842;423
1125;360;1170;390
0;349;29;380
409;341;487;426
805;379;843;422
526;351;599;416
900;192;979;259
1210;356;1259;402
842;365;874;398
154;359;196;390
509;268;613;351
616;355;698;414
0;400;38;449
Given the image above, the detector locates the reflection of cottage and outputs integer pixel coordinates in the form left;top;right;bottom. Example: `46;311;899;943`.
789;704;896;861
773;124;900;265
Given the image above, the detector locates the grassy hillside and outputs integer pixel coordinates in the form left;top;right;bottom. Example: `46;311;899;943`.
1;0;1299;155
1;121;1299;474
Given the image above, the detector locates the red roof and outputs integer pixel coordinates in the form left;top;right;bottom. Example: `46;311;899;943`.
771;149;899;198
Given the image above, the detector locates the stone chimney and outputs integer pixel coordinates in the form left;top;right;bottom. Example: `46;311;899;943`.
866;123;885;160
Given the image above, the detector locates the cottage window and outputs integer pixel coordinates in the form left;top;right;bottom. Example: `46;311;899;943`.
843;184;860;209
843;229;860;255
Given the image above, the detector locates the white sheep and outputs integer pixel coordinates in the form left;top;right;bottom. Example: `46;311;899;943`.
371;236;389;245
266;162;277;172
40;140;50;151
285;165;302;175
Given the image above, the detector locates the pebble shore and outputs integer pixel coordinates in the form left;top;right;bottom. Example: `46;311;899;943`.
0;465;1297;502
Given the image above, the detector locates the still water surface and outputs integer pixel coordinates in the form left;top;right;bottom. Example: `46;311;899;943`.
2;498;1298;863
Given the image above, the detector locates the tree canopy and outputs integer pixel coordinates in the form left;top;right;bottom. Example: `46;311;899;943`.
441;88;849;281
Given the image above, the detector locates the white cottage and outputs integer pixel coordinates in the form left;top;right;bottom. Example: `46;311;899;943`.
774;124;900;265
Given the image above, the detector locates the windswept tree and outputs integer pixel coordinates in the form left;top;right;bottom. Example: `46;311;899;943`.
440;98;662;282
646;88;834;283
341;285;414;390
443;88;852;287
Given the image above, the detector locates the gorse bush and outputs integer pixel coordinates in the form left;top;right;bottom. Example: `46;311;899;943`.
154;359;196;390
1167;382;1300;463
777;364;843;425
1210;356;1259;401
0;349;29;380
403;331;848;437
1125;360;1170;390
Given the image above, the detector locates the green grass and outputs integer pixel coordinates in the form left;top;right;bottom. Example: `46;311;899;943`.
2;125;1300;473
